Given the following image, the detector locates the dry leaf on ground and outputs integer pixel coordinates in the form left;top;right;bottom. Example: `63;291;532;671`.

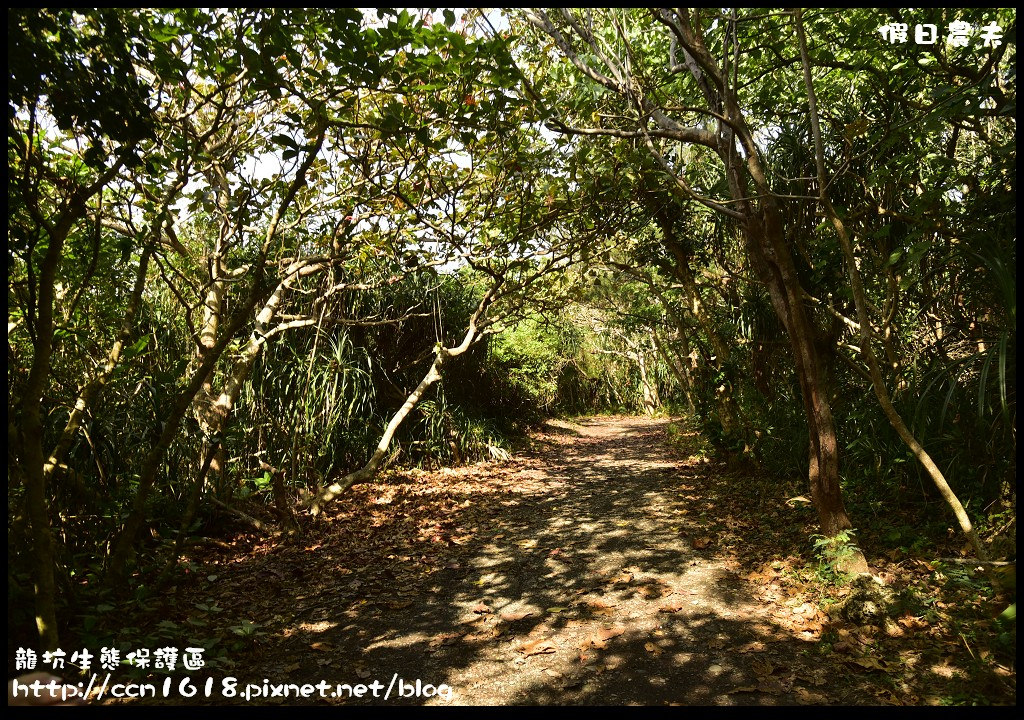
518;638;557;656
499;610;534;622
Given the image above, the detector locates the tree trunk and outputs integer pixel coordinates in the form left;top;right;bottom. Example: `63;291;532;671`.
636;346;660;415
157;442;219;585
651;330;696;414
13;152;130;648
22;436;60;651
793;8;983;565
746;206;866;572
105;132;326;585
194;255;229;493
271;468;298;534
105;279;271;585
18;212;82;651
43;246;154;487
659;226;741;435
310;357;445;513
307;286;498;514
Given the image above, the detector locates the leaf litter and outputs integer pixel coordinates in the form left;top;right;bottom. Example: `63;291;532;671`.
134;417;1014;706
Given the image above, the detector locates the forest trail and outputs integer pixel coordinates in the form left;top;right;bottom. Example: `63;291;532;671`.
176;417;838;705
178;417;875;705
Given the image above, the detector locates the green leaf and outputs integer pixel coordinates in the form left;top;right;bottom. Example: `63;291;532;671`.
271;133;296;149
125;336;150;359
150;25;180;43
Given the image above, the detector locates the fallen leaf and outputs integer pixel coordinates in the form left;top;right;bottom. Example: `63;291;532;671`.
518;638;557;657
794;602;816;616
464;627;503;643
796;687;827;704
582;624;627;651
793;669;828;687
595;625;627;642
640;585;666;600
735;641;766;654
499;610;534;622
586;600;617;616
848;656;887;671
885;622;905;639
428;632;463;648
873;689;905;705
757;679;785;695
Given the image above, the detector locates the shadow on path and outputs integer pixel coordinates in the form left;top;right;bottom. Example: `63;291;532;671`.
170;417;852;705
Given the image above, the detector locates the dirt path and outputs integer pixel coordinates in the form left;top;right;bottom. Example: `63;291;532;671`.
173;416;851;705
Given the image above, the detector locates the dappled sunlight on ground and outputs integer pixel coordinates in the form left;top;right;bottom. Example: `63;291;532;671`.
145;417;836;704
114;416;1013;706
